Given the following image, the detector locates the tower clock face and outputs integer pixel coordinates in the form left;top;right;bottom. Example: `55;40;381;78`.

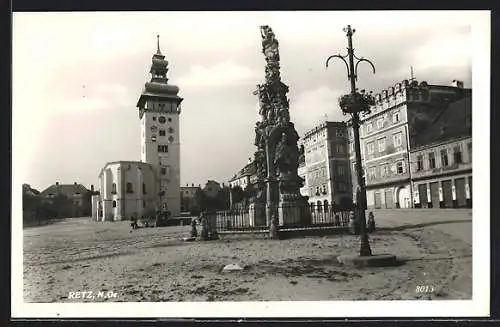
158;116;166;124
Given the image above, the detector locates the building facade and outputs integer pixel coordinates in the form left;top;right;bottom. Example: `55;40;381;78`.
302;121;352;208
39;182;91;217
347;79;471;209
409;95;472;209
95;161;157;221
180;184;201;213
92;37;184;221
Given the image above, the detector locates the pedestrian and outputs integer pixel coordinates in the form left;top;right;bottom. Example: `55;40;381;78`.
367;211;376;233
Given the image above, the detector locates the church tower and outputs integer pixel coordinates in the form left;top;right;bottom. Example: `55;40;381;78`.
136;35;183;216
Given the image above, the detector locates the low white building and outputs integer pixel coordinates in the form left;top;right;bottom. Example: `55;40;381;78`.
93;161;158;221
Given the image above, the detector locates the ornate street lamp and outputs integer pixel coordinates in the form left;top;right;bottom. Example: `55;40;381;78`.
326;25;375;257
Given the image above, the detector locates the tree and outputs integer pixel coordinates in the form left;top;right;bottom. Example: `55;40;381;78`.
230;186;245;204
215;187;231;210
190;188;208;215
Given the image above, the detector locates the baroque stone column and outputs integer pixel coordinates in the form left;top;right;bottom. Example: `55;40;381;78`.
253;25;310;228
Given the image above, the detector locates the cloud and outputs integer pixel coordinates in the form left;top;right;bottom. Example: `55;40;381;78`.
290;86;346;135
412;29;472;71
177;62;259;87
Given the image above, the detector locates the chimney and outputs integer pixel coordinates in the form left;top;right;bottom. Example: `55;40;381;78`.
55;182;59;185
451;80;464;88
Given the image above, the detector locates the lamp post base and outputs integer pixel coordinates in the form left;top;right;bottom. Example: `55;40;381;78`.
337;253;398;268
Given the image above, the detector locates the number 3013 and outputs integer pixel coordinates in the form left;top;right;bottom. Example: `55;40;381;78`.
416;285;435;293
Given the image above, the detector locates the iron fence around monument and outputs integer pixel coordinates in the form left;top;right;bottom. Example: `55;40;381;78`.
215;203;352;234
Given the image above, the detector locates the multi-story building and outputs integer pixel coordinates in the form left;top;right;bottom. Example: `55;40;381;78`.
302;121;352;208
228;160;256;206
347;79;471;209
92;36;184;220
410;95;472;208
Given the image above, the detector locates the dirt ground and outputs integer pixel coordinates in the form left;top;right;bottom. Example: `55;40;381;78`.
23;217;472;302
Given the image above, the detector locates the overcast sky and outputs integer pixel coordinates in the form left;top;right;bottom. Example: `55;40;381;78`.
13;11;480;191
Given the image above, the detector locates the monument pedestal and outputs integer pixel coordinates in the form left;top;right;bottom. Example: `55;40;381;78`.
249;203;266;227
278;201;301;226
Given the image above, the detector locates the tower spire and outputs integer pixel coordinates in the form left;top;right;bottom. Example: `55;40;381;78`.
156;34;162;55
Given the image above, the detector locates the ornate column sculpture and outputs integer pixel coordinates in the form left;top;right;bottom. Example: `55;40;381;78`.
253;26;310;230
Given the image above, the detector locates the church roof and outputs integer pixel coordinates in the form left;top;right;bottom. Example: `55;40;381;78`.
98;161;154;178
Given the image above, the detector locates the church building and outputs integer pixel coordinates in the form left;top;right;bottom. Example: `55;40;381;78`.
92;36;183;221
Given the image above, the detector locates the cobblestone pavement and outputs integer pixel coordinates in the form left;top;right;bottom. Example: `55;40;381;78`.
23;213;472;302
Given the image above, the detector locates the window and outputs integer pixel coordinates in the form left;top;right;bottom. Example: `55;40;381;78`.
429;152;436;169
336;130;344;137
152;116;157;121
396;161;404;174
111;183;117;194
393;111;400;123
336;144;345;154
440;149;449;166
158;145;168;153
337;165;345;176
366;123;373;133
393;132;403;147
168;127;175;134
417;155;423;171
368;167;376;179
322;185;327;194
168;117;172;122
161;167;167;175
367;142;375;154
126;182;133;193
381;164;388;177
112;200;117;208
142;183;147;194
151;135;157;142
377;118;384;129
467;142;472;162
377;138;386;152
453;145;463;164
158;116;166;124
159;129;166;136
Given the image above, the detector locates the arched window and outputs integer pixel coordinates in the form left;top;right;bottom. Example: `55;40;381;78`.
126;182;133;193
112;200;117;208
316;200;322;211
323;200;329;212
111;183;117;194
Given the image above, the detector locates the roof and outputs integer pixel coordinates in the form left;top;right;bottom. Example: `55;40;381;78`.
98;161;154;177
303;121;346;139
412;95;472;149
229;161;256;182
40;183;90;198
23;184;40;196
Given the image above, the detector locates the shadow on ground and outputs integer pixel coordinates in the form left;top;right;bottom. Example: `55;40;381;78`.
377;219;471;232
